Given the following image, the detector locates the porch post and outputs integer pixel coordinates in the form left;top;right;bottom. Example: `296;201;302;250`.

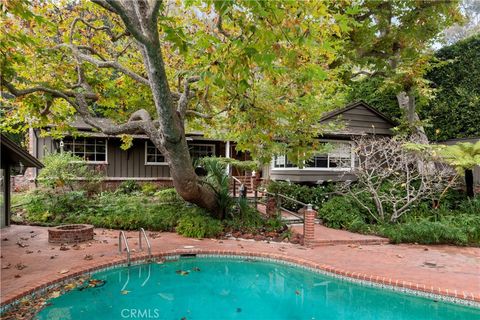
225;141;231;175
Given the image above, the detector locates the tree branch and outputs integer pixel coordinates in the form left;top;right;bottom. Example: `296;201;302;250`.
177;76;200;118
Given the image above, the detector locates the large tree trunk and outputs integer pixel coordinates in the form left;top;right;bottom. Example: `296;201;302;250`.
397;90;435;175
465;168;474;198
139;35;220;216
100;1;221;217
396;91;429;144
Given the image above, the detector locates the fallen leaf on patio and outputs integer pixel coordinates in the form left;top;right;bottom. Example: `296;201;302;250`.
50;256;56;259
120;290;130;295
16;241;28;248
59;245;70;251
59;269;70;274
37;250;41;253
20;237;29;241
25;250;33;254
14;274;21;278
2;238;8;241
2;263;11;269
84;254;93;260
15;263;27;270
396;254;404;258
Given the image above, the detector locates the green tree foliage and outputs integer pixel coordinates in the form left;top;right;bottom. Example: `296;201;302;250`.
421;35;480;141
344;0;463;139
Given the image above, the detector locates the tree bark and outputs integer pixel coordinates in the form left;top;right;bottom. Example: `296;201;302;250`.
397;90;435;175
92;0;221;216
465;169;474;198
138;36;220;216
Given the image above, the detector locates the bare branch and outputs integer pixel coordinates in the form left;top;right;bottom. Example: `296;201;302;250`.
216;14;231;39
177;76;200;118
1;77;97;102
55;43;149;85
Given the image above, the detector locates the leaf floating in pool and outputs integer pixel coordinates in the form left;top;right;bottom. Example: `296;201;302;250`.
295;290;301;296
64;283;76;290
88;279;106;288
176;270;189;276
192;267;201;272
181;317;187;320
120;290;130;295
236;308;242;313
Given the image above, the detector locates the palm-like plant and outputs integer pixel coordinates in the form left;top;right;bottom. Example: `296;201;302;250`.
439;141;480;198
198;158;234;219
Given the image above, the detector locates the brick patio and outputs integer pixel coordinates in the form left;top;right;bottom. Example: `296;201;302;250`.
1;224;479;310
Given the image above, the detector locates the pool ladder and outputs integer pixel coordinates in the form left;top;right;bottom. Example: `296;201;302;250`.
118;228;152;266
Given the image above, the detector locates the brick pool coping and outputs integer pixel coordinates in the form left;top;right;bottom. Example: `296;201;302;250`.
1;248;479;314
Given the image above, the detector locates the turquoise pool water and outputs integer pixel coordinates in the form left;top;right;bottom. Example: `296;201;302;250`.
36;257;479;320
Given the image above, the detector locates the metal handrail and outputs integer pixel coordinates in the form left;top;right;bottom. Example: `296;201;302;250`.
138;228;152;260
262;191;309;208
118;231;131;266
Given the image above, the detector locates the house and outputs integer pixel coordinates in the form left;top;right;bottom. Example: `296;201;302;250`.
264;101;396;184
29;118;246;188
29;101;395;187
1;134;43;228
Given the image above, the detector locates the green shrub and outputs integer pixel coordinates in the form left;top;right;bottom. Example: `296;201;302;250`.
318;195;374;231
380;220;468;246
37;152;103;193
266;181;334;211
225;197;264;233
154;188;184;203
141;182;158;196
176;213;223;238
115;180;141;194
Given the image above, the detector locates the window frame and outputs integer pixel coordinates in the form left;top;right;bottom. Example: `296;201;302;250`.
189;143;216;161
271;140;355;171
62;137;108;164
144;141;168;165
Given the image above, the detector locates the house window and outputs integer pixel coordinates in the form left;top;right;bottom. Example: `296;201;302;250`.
305;142;352;169
272;155;296;168
189;144;215;161
62;137;107;163
272;141;353;170
145;141;167;165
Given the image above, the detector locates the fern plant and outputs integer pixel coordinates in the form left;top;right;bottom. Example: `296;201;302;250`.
440;141;480;197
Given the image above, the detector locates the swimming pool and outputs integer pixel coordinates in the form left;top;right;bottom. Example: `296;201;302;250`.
36;257;479;320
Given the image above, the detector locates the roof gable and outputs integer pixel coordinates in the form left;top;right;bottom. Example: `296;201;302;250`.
320;101;396;136
1;134;43;168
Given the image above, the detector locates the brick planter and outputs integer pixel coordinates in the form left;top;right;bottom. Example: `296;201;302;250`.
48;224;94;243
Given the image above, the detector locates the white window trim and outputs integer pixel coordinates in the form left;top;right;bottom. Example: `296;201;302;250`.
189;143;216;158
271;140;355;171
63;138;108;165
145;141;169;165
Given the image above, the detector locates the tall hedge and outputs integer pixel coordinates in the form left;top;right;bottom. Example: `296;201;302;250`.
422;34;480;141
